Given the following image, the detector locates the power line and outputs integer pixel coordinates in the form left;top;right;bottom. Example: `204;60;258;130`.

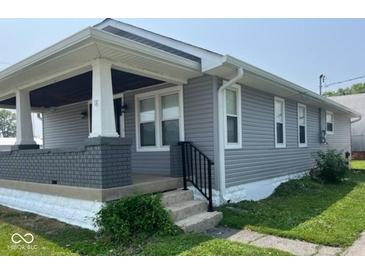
324;75;365;88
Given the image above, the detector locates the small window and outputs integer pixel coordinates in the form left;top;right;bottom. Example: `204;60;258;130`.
223;84;242;149
274;97;286;148
326;111;334;134
298;104;307;147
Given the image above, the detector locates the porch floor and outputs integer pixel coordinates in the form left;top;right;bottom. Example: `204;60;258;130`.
132;174;179;185
102;174;183;201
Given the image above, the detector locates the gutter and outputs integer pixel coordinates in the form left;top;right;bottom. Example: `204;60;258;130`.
217;67;244;204
351;116;362;124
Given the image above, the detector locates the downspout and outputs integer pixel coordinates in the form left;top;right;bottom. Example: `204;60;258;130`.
217;67;244;204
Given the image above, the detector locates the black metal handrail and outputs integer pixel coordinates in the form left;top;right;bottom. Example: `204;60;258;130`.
178;141;214;212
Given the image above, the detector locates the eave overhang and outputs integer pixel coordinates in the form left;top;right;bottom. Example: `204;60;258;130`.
0;27;202;101
205;55;361;118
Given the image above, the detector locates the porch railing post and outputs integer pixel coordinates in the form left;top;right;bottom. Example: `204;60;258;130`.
207;160;213;212
180;142;188;190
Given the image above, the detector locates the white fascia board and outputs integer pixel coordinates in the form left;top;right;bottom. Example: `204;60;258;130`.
94;19;223;71
207;54;361;118
0;28;93;81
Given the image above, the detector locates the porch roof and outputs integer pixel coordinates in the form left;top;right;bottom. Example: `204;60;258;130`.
0;26;202;103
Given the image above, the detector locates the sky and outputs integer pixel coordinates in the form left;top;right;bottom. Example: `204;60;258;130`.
0;18;364;93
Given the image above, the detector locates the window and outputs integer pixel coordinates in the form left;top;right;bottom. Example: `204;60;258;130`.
139;97;156;146
326;111;334;134
223;84;242;149
135;86;184;152
297;103;307;147
274;97;286;148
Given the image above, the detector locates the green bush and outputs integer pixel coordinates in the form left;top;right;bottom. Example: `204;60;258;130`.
95;194;178;243
310;150;348;184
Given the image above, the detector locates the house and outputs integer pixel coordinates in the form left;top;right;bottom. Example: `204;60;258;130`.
0;19;360;230
330;93;365;159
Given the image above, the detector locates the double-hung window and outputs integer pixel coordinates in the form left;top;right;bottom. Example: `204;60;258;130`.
223;84;242;149
297;103;307;147
326;111;334;134
274;97;286;148
135;86;184;152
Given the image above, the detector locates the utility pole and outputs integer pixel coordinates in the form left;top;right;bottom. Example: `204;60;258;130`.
319;74;326;95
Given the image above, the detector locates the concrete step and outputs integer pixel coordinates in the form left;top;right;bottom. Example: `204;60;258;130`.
175;211;223;233
167;200;207;222
161;189;193;207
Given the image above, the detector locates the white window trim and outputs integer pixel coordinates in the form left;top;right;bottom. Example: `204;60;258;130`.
326;110;334;135
88;93;125;137
274;96;286;148
297;103;307;148
135;86;184;152
223;83;242;149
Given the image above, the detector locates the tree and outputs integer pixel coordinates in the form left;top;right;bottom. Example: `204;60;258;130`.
324;82;365;97
0;109;16;137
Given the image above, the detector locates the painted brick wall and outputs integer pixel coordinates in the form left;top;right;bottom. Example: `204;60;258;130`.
0;137;131;189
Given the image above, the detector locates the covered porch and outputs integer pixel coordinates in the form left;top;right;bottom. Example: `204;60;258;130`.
0;27;200;200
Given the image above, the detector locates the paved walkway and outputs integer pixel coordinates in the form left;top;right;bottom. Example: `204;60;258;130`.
206;227;365;256
342;232;365;256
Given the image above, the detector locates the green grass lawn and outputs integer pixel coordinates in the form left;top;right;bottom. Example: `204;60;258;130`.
219;169;365;247
0;206;289;256
352;160;365;170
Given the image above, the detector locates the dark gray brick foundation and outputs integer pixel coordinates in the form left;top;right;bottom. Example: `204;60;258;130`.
0;137;131;189
170;144;182;177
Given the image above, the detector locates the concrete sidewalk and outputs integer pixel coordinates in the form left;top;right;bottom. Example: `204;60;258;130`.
206;227;362;256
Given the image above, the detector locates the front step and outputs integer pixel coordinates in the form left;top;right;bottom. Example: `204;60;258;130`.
167;200;207;222
162;189;222;233
161;189;193;207
175;211;223;233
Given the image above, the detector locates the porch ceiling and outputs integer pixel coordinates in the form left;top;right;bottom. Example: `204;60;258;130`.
0;69;163;108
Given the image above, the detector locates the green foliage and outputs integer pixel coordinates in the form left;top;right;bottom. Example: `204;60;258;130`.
352;160;365;170
219;171;365;247
0;109;16;137
310;150;349;184
324;82;365;97
0;205;289;256
96;194;178;243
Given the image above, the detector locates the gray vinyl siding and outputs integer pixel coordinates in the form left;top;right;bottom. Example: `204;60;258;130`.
326;112;352;153
184;75;216;187
224;86;351;188
183;76;215;160
43;102;89;149
124;84;172;176
125;76;216;176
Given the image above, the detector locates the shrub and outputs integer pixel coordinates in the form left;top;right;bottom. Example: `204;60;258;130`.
310;150;348;184
96;194;178;243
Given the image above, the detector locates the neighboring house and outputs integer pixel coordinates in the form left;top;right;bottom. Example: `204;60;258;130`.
0;19;359;229
330;93;365;159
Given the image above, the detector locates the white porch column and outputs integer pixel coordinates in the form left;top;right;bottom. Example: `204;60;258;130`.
89;59;119;138
15;89;36;146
